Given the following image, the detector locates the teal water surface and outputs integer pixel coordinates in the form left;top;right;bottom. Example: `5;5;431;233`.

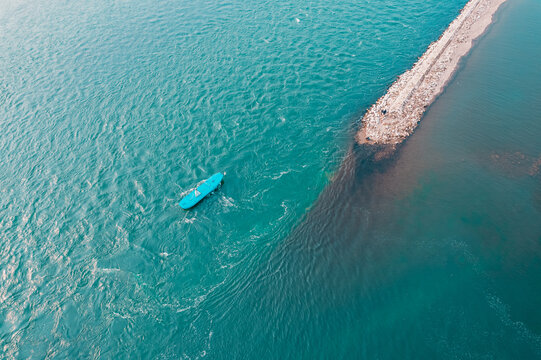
1;0;540;358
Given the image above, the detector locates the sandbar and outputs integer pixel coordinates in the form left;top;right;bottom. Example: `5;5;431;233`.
356;0;508;147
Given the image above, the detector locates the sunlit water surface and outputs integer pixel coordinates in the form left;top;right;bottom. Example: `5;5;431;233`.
1;0;540;358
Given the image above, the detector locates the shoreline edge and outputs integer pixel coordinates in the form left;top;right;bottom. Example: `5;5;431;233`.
356;0;508;147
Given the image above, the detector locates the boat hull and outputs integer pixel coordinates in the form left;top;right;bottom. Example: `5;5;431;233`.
179;173;224;209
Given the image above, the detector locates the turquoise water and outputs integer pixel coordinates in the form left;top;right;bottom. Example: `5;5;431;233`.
1;0;541;358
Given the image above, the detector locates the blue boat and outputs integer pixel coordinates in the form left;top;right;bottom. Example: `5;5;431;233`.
179;173;224;209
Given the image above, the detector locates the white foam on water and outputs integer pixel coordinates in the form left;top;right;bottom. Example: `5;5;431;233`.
134;180;145;198
276;201;290;222
182;214;196;224
486;293;541;353
272;170;292;180
219;196;236;208
135;201;145;214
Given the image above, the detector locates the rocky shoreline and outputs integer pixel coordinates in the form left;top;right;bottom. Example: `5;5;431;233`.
356;0;508;147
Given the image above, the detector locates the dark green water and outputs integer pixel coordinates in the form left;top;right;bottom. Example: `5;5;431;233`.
1;0;540;358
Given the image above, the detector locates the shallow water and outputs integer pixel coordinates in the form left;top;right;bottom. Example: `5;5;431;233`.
1;0;540;358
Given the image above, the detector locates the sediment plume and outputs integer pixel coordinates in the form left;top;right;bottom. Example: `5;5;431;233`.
356;0;508;147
